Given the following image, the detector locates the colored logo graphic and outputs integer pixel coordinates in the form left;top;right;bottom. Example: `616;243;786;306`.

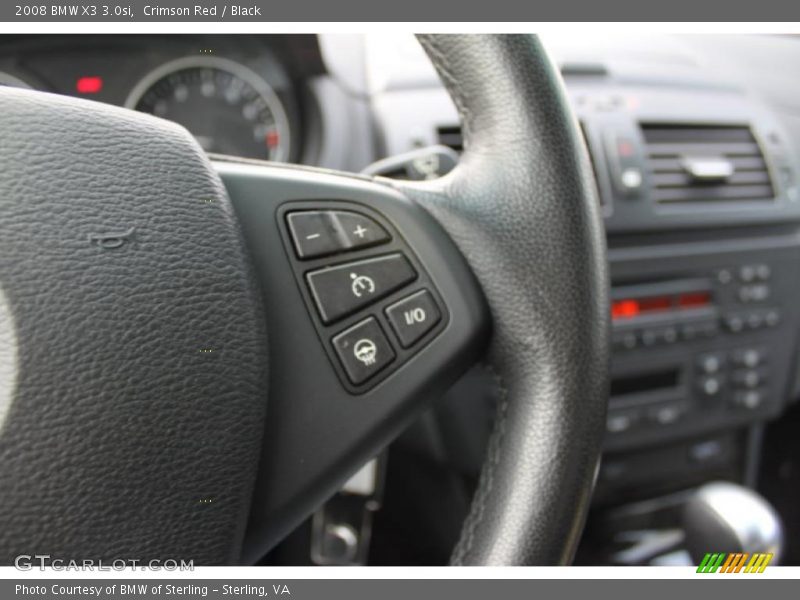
696;552;773;573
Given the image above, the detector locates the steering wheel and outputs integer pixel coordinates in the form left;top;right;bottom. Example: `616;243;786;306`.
0;35;608;566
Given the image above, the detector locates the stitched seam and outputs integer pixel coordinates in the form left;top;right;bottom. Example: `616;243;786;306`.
451;361;510;565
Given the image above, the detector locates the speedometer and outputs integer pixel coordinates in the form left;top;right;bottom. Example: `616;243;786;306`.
125;56;291;161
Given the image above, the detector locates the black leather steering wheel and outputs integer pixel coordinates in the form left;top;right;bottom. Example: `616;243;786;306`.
0;34;608;566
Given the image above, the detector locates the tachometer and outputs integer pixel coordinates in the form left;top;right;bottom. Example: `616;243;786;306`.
125;56;291;161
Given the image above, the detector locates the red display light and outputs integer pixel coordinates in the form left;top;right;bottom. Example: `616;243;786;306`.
265;130;280;149
612;291;712;321
611;299;641;320
638;296;672;312
76;76;103;94
678;291;712;309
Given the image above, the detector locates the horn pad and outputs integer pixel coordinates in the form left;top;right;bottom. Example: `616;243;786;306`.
0;87;268;564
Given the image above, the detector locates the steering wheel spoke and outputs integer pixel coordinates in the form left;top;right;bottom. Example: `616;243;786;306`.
214;159;489;561
0;34;608;567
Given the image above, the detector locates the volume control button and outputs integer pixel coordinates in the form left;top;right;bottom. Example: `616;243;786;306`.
287;210;390;259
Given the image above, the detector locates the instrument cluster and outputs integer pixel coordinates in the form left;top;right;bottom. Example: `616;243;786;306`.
0;35;307;162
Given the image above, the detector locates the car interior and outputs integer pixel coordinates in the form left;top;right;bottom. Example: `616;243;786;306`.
0;33;798;567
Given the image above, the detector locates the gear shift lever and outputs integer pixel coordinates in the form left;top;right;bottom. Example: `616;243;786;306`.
682;481;784;564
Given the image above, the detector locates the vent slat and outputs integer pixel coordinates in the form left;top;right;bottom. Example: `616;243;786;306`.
652;171;772;188
641;124;774;204
642;127;755;143
653;185;775;203
645;141;762;157
649;156;768;173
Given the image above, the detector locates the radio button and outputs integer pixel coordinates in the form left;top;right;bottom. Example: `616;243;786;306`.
739;265;757;283
612;331;638;351
649;403;686;426
656;326;678;344
698;321;719;337
764;309;781;327
606;410;640;434
733;389;765;410
680;323;699;341
746;311;764;329
640;329;658;347
739;284;770;303
732;347;766;369
689;439;727;465
698;375;724;397
682;320;719;340
697;352;725;375
724;314;746;333
732;369;766;389
287;210;390;259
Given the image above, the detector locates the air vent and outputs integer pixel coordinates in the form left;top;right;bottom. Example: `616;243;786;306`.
436;125;463;153
641;124;775;204
435;122;609;212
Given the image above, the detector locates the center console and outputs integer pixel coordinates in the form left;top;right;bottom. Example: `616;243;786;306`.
567;80;800;505
564;70;800;563
606;255;793;449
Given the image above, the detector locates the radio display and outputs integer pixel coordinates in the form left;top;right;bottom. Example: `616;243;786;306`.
611;291;712;321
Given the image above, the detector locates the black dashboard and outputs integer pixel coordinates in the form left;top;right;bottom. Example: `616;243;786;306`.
0;35;314;162
360;33;800;550
3;33;800;563
348;33;800;565
0;34;377;172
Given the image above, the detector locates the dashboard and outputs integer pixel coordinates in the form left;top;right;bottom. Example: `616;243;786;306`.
347;33;800;565
0;35;374;169
3;33;800;563
5;31;800;471
359;32;800;536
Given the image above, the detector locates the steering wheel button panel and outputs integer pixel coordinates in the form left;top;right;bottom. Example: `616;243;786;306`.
385;289;442;348
332;317;396;384
306;253;417;324
287;210;390;259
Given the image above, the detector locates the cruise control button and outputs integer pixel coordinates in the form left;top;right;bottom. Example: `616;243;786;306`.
385;289;441;348
307;253;417;323
287;211;341;258
332;317;395;385
287;210;390;259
